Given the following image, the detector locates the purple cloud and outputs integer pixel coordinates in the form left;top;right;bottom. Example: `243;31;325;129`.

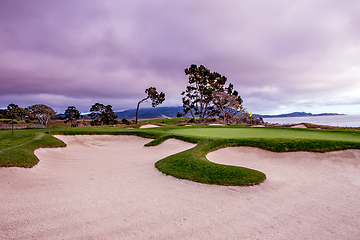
0;0;359;114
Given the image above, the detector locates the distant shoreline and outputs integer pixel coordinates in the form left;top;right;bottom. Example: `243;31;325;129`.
263;114;359;128
255;112;345;118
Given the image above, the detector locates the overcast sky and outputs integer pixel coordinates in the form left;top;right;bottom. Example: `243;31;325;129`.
1;0;360;114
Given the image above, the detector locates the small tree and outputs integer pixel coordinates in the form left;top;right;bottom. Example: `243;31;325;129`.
64;106;81;126
28;104;56;125
136;87;165;124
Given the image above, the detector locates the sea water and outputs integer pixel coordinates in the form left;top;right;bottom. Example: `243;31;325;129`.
263;115;360;127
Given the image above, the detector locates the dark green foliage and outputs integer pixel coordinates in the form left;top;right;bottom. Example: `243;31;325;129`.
64;106;81;125
89;103;117;125
122;118;131;125
6;103;31;121
181;64;243;123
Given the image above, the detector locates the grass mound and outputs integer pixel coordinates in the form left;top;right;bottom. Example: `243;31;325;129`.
155;138;266;186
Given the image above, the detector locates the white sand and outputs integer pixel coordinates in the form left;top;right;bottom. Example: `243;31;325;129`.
291;124;307;128
139;124;160;128
1;135;360;239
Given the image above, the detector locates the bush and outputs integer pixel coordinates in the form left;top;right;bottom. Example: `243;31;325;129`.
121;118;131;125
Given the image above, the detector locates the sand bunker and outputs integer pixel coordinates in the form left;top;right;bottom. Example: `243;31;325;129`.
291;124;307;128
139;124;160;128
1;135;360;239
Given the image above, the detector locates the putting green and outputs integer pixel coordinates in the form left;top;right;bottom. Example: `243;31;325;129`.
168;127;360;142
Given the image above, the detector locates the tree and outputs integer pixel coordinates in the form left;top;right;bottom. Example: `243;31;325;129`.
6;104;21;120
212;83;244;123
28;104;56;125
89;103;105;124
64;106;80;126
6;104;30;121
136;87;165;124
89;103;117;125
181;64;228;123
0;109;6;118
101;105;117;125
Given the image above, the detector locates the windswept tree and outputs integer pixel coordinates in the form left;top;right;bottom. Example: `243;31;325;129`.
28;104;56;125
181;64;228;123
64;106;81;126
136;87;165;124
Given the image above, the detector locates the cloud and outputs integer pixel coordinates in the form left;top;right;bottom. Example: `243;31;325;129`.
0;0;359;114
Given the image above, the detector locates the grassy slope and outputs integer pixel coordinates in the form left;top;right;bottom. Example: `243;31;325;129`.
0;129;66;167
2;125;360;185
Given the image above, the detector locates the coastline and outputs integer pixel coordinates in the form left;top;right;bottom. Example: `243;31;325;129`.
264;114;360;128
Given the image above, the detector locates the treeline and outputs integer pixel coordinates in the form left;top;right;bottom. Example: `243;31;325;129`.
1;64;250;126
0;103;119;126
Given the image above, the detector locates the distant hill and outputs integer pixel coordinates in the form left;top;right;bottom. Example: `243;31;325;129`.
115;106;185;119
54;108;344;120
254;112;344;118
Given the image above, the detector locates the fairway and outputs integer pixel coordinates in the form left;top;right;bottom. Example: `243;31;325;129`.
168;127;360;142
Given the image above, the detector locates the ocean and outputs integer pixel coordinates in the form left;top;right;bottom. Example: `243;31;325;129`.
263;114;360;127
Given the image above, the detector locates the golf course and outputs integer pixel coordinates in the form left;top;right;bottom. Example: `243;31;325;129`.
1;124;360;186
2;123;360;239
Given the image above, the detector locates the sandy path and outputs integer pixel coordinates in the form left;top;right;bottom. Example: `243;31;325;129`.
1;136;360;239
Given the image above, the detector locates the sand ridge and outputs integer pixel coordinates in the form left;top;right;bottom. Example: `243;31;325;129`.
1;135;360;239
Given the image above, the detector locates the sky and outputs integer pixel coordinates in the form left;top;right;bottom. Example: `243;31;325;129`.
1;0;360;115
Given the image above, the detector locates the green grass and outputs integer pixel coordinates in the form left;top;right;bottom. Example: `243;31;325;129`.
140;117;189;125
0;129;66;167
168;126;360;142
155;138;266;186
1;125;360;185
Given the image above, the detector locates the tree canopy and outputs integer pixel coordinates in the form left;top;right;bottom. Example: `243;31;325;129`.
181;64;243;123
6;104;31;121
89;103;117;125
64;106;81;125
28;104;56;125
212;84;244;123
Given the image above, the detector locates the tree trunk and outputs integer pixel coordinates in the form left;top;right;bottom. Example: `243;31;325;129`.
135;97;148;124
189;107;195;122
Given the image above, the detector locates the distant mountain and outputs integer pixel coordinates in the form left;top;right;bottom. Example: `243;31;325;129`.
254;112;344;118
54;108;344;120
115;106;185;119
